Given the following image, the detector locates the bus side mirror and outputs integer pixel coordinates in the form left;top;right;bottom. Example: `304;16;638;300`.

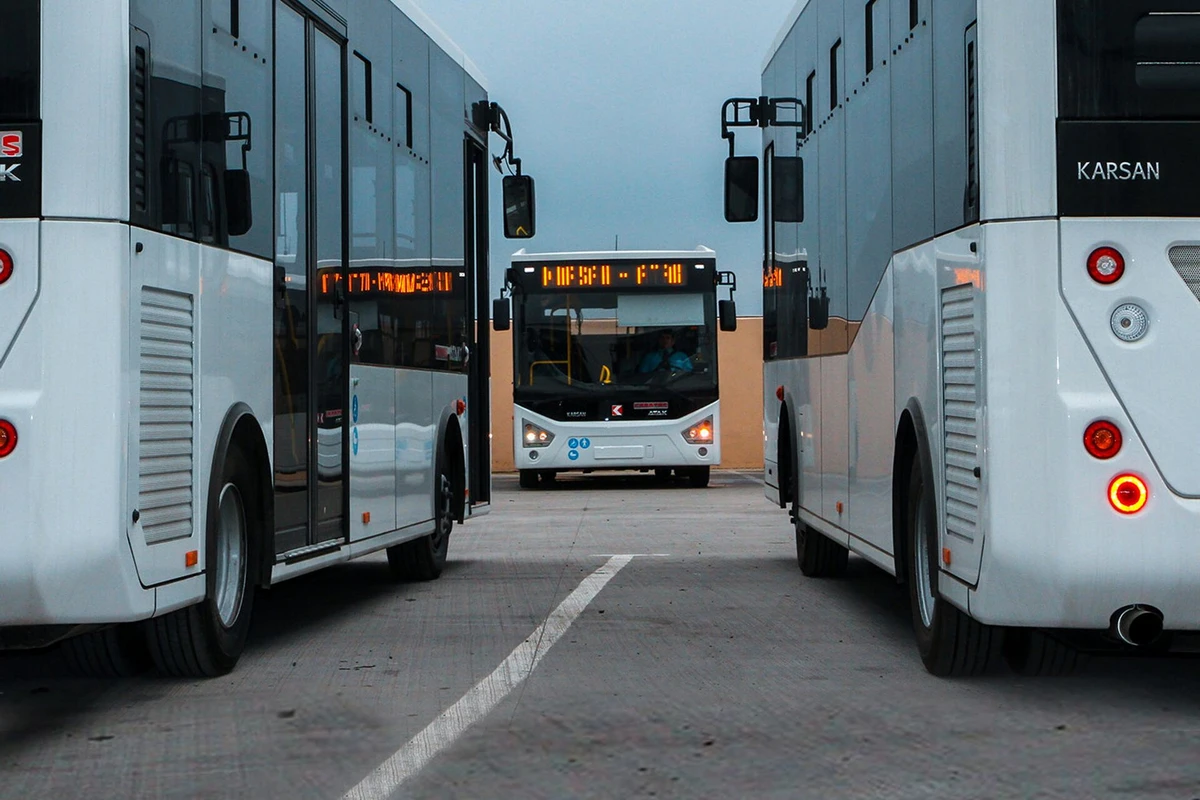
719;299;738;332
493;298;511;331
225;169;253;237
724;156;759;223
809;292;829;331
503;175;536;239
772;156;804;223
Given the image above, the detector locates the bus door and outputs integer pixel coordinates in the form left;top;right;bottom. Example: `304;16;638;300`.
273;2;348;556
464;138;491;508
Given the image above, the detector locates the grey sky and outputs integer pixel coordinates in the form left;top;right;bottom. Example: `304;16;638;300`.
411;0;799;313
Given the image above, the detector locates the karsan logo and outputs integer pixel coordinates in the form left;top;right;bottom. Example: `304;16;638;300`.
1;132;22;159
1077;161;1161;181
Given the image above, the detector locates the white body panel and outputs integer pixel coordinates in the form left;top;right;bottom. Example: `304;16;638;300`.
514;402;720;473
41;0;129;221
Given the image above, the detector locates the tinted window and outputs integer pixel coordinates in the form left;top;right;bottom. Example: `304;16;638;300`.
0;0;38;122
1060;0;1200;120
203;0;274;256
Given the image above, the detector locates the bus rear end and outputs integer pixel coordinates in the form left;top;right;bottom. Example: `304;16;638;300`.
976;0;1200;639
0;1;150;643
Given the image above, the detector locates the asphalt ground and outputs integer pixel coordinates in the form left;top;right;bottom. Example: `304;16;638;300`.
2;471;1199;799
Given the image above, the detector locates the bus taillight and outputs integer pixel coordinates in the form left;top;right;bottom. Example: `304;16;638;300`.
0;249;12;285
1084;420;1122;459
0;420;16;457
1109;474;1148;515
1087;247;1125;284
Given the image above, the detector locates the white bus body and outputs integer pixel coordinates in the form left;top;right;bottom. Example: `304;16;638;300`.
507;249;728;488
0;0;503;675
748;0;1200;674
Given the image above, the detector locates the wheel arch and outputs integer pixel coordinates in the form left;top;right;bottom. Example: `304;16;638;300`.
436;409;467;522
209;403;272;588
893;399;934;586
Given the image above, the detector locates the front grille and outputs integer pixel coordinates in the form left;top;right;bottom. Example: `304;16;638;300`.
1169;246;1200;301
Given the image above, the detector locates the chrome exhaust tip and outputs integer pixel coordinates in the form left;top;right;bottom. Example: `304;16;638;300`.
1113;605;1164;647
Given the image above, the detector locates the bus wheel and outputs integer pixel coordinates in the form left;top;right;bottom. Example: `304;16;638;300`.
62;624;151;678
519;469;539;489
389;467;453;581
687;466;710;488
794;520;848;577
906;457;998;677
147;448;259;678
1004;629;1087;677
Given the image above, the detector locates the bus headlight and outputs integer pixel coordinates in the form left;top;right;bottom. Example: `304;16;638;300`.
682;417;714;445
522;420;554;448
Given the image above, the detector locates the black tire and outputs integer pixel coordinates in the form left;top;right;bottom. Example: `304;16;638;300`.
62;625;151;678
389;461;453;582
795;520;849;577
687;466;710;488
146;447;260;678
906;457;999;677
1004;629;1088;677
519;469;539;489
654;468;673;481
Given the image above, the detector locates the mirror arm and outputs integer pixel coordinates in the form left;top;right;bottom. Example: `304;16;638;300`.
488;102;523;177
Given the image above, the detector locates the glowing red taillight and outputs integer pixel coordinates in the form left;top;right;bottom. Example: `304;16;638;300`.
1109;474;1148;515
1087;247;1125;284
0;248;12;285
0;420;16;458
1084;420;1123;460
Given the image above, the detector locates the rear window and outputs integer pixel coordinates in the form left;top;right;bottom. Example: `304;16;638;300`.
0;0;39;122
1060;0;1200;120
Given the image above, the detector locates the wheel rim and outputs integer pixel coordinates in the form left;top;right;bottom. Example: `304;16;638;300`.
215;482;248;629
432;473;452;549
914;479;937;629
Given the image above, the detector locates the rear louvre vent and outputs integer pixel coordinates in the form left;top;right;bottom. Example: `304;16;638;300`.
941;284;980;548
139;288;195;545
1168;245;1200;300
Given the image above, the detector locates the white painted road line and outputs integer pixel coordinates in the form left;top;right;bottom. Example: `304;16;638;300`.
342;555;637;800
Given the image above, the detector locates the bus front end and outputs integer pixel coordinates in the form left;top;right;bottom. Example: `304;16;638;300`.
509;250;723;487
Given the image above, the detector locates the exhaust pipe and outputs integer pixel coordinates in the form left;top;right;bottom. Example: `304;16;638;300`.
1113;605;1164;647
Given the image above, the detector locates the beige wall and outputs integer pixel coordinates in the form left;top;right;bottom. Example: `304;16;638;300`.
490;319;764;472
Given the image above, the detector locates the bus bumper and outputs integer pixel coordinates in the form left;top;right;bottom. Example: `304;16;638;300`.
513;402;721;472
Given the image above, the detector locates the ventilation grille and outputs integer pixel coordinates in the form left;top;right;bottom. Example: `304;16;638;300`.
139;288;195;545
941;284;980;546
1168;245;1200;301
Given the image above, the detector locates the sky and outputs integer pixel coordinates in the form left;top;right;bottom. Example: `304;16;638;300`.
410;0;800;313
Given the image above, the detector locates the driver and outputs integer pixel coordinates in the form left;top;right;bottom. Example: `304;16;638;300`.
638;329;694;374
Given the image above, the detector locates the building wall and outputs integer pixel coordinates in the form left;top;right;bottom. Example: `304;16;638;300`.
490;318;765;472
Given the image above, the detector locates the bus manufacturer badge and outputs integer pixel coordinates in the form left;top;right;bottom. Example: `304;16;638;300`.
611;404;623;417
0;132;21;158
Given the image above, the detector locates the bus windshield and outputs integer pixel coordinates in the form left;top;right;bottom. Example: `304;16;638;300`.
514;290;717;395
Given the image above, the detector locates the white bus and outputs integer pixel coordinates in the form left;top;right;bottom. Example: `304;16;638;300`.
496;249;737;489
0;0;534;677
721;0;1200;675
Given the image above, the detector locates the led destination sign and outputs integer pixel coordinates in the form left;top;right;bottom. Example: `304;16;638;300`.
319;268;456;297
523;261;697;291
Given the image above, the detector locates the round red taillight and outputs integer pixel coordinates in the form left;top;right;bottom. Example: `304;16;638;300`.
1084;420;1123;460
0;420;16;458
1109;474;1148;515
1088;247;1125;285
0;249;12;285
